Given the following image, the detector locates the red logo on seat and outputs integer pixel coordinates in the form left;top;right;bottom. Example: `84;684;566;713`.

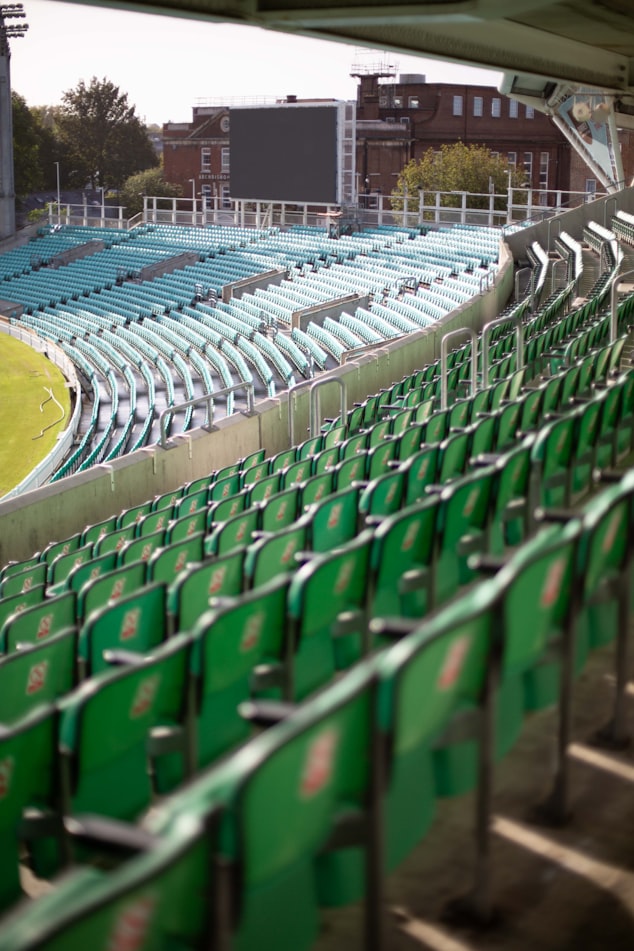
602;511;621;554
107;894;156;951
26;661;49;695
438;636;470;690
276;502;288;522
174;551;188;572
327;503;342;529
541;557;566;608
208;567;226;595
110;578;127;600
241;612;264;653
0;757;15;800
300;728;338;798
120;607;141;641
36;614;53;640
401;522;419;553
334;559;354;594
130;675;160;718
21;577;33;592
281;540;297;565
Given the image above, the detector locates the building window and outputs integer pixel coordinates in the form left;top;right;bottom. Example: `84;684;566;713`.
508;151;517;166
526;105;535;118
393;96;403;108
221;185;231;208
491;97;501;118
378;94;388;107
408;96;419;108
201;184;212;207
523;151;533;183
400;117;410;127
539;151;549;192
201;148;211;171
585;179;597;197
473;96;483;117
509;99;519;118
452;95;463;116
221;147;230;173
385;116;396;124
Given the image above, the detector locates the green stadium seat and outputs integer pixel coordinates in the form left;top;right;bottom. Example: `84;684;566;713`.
0;591;76;654
0;627;77;723
77;561;147;624
168;548;246;634
78;582;169;679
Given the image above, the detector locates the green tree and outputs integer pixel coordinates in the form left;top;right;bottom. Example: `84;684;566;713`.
119;165;181;217
56;77;158;191
12;92;44;196
392;142;526;215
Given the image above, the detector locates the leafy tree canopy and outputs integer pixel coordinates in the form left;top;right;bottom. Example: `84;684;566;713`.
12;92;45;197
56;77;158;191
392;142;527;212
120;165;181;217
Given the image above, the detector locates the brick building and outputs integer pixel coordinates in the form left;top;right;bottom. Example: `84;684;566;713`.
162;106;231;209
162;74;633;210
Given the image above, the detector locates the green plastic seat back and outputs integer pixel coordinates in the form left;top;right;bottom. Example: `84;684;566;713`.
370;496;439;619
0;556;41;582
117;529;166;567
136;506;173;538
498;522;579;677
378;583;494;868
323;423;346;450
224;661;376;951
495;400;522;450
339;431;368;459
421;409;449;445
358;469;406;520
205;507;260;557
117;500;153;530
395;421;425;462
167;509;207;543
0;705;58;912
367;438;397;482
59;634;191;820
78;561;147;623
312;445;340;475
288;531;373;697
48;543;93;587
242;448;267;472
65;552;118;597
191;575;291;767
367;417;391;449
184;473;214;496
241;459;271;487
79;582;168;677
0;628;76;723
260;485;300;533
0;813;218;951
297;435;323;460
244;521;309;590
169;549;246;632
41;533;81;567
93;524;136;557
437;429;471;483
1;591;76;654
0;586;47;646
283;457;314;488
149;532;204;584
469;413;497;458
173;487;209;519
332;452;367;491
448;398;471;431
436;468;495;603
152;487;183;512
207;489;248;527
560;363;582;405
209;472;241;503
307;485;361;553
299;470;335;508
271;447;297;472
390;407;414;437
571;396;604;497
402;445;439;506
247;471;281;506
531;413;577;508
413;397;435;424
0;563;47;599
490;440;533;552
519;386;544;432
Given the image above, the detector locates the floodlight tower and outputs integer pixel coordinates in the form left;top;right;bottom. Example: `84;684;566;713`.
0;4;28;241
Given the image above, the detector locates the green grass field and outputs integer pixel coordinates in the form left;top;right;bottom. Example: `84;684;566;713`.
0;333;72;497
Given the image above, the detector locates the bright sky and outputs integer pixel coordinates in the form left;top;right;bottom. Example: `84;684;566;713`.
10;1;502;126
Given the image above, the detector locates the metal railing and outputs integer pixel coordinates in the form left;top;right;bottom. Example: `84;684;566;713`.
288;377;348;444
158;383;254;449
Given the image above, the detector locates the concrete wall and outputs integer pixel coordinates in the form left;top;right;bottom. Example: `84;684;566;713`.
0;241;513;566
222;268;286;303
292;294;368;332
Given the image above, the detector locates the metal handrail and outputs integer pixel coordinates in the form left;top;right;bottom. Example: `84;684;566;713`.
610;266;634;343
288;377;347;444
481;313;524;390
514;266;532;304
440;327;478;410
158;382;254;449
603;195;618;229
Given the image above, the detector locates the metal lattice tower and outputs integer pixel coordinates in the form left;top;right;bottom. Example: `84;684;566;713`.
0;4;28;241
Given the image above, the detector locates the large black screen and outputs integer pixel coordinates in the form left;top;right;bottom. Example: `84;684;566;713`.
230;105;339;204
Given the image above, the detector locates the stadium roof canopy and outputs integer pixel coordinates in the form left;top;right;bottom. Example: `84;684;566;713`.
69;1;634;98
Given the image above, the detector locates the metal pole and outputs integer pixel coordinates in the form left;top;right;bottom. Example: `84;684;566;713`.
55;162;61;225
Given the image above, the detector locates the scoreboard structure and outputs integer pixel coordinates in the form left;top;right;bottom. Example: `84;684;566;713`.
229;100;356;207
